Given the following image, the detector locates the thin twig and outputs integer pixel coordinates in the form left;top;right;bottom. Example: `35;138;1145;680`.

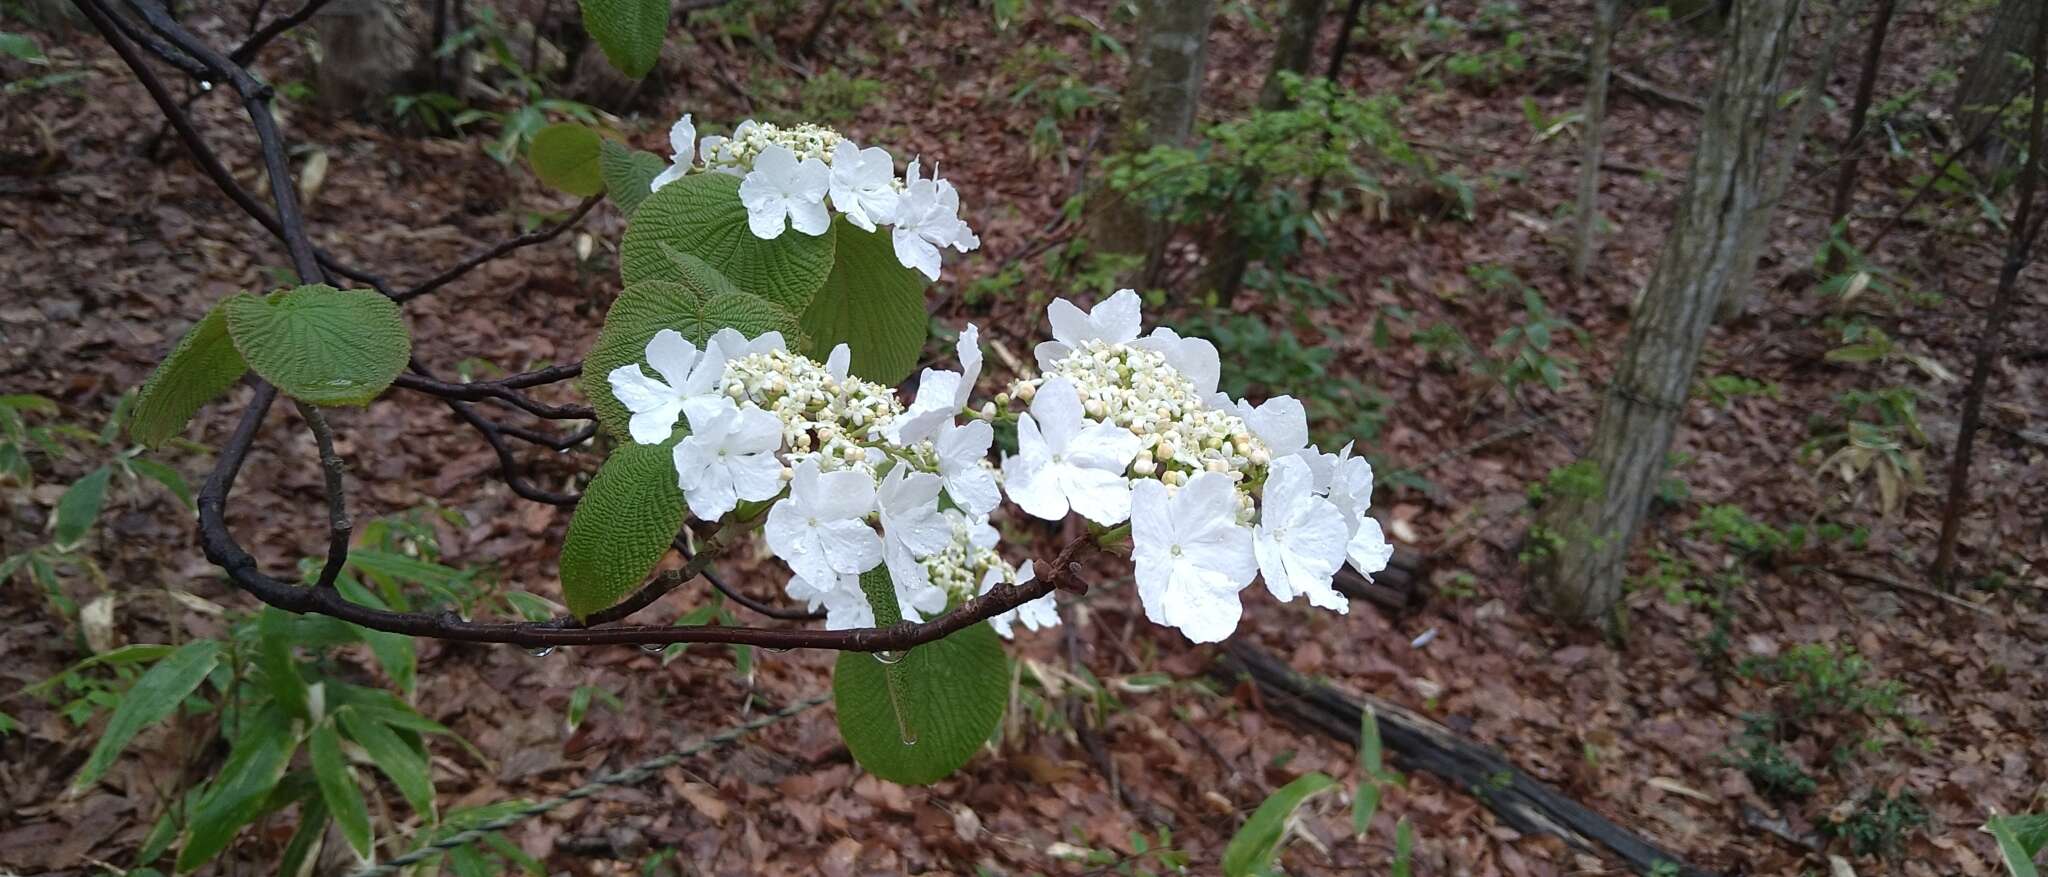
296;401;353;590
394;195;603;303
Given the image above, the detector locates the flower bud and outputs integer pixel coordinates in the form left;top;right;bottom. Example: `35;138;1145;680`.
979;402;997;419
1132;458;1157;477
1084;399;1107;419
994;392;1011;408
1205;459;1229;473
1249;449;1271;466
1155;441;1176;462
1015;382;1037;403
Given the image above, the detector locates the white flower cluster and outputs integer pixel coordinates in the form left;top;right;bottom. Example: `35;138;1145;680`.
607;326;1034;635
649;113;979;281
1000;290;1394;643
603;291;1394;646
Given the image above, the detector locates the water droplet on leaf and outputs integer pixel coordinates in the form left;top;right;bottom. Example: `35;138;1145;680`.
873;649;904;665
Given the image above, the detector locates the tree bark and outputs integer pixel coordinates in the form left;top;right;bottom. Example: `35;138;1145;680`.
1932;6;2048;587
1090;0;1218;284
1204;0;1326;305
1716;0;1863;322
312;0;432;118
1822;0;1896;275
1952;0;2045;174
1527;0;1804;624
1571;0;1622;286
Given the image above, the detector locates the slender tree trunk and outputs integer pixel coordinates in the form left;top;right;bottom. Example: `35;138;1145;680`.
1206;0;1327;306
1571;0;1622;286
1527;0;1805;624
1716;0;1862;322
1090;0;1218;284
1932;9;2048;587
1823;0;1896;275
1952;0;2045;173
1297;0;1372;223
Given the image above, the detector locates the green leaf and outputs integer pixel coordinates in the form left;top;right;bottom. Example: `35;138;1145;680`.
254;608;311;722
310;719;374;860
72;639;221;791
1392;816;1415;877
559;442;683;619
800;218;929;385
832;614;1007;784
52;465;113;548
600;138;667;216
130;306;247;445
0;32;44;62
177;704;297;872
128;457;194;508
223;285;411;406
1221;772;1337;877
1990;814;2048;877
277;792;328;877
338;707;437;823
529;122;605;196
621;171;837;315
578;0;667;78
334;574;419;696
580;267;799;439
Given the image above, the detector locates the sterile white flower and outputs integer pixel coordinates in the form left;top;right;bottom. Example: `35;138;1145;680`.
1252;455;1350;612
891;170;978;281
738;144;831;239
1002;376;1141;525
671;396;785;522
876;465;952;621
765;460;883;586
1130;473;1258;643
607;329;728;445
887;369;963;445
650;113;697;192
934;419;1000;515
981;560;1057;639
708;327;786;361
827;140;901;232
786;571;874;630
1035;288;1143;371
1132;326;1221;397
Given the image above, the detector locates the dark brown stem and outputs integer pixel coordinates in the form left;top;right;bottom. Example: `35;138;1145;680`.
1823;0;1895;274
1932;6;2048;586
296;402;353;590
393;195;603;303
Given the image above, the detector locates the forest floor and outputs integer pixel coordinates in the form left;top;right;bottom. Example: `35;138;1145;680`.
2;1;2045;875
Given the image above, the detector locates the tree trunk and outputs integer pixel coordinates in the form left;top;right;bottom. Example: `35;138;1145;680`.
1205;0;1326;305
1822;0;1896;275
1570;0;1622;286
1932;7;2048;587
1716;0;1863;323
1952;0;2045;173
1090;0;1218;285
312;0;436;118
1527;0;1804;624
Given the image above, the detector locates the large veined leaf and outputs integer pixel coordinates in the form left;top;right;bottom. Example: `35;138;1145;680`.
222;285;411;406
801;218;929;386
71;639;221;791
529;122;605;197
580;265;799;439
601;138;668;216
1222;772;1338;877
621;171;837;315
578;0;667;78
833;568;1007;785
130;306;248;445
558;441;683;619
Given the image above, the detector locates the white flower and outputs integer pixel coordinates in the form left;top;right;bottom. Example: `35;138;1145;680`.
827;140;901;232
607;329;728;445
786;571;874;630
765;460;882;586
1132;326;1221;397
1252;455;1350;613
738;144;831;239
1001;376;1141;525
876;465;952;621
708;327;786;361
1035;288;1143;371
649;113;696;192
1130;473;1258;643
825;343;851;382
934;419;1000;515
1321;442;1394;579
890;169;978;281
981;560;1057;639
671;396;785;522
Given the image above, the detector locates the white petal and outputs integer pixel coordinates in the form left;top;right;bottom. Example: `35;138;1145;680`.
727;452;785;502
1064;422;1142;472
808;468;878;521
825;343;851;381
1347;516;1394;576
892;227;941;281
1245;396;1310;455
627;401;684;445
786;194;833;236
649;164;685;192
608;364;677;414
1060;465;1132;526
1033;340;1074;373
1091;288;1143;343
1160;564;1245;643
1028;376;1085;451
1045;297;1090;346
1000;456;1068;521
817;518;884;574
668;114;696;159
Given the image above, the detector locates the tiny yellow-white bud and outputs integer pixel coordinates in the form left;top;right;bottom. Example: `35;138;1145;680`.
1132;458;1157;477
1155;441;1176;462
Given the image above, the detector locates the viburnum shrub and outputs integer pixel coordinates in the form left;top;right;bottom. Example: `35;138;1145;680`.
132;107;1393;785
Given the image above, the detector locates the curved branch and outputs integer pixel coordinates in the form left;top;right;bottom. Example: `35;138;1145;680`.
394;196;605;303
392;363;594;420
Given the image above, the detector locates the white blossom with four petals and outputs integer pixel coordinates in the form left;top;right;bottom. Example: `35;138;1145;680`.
1001;376;1141;525
671;396;784;523
890;163;980;281
1251;455;1350;612
738;144;831;239
875;465;953;621
827;140;901;232
606;329;728;445
764;460;883;587
1130;474;1259;643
